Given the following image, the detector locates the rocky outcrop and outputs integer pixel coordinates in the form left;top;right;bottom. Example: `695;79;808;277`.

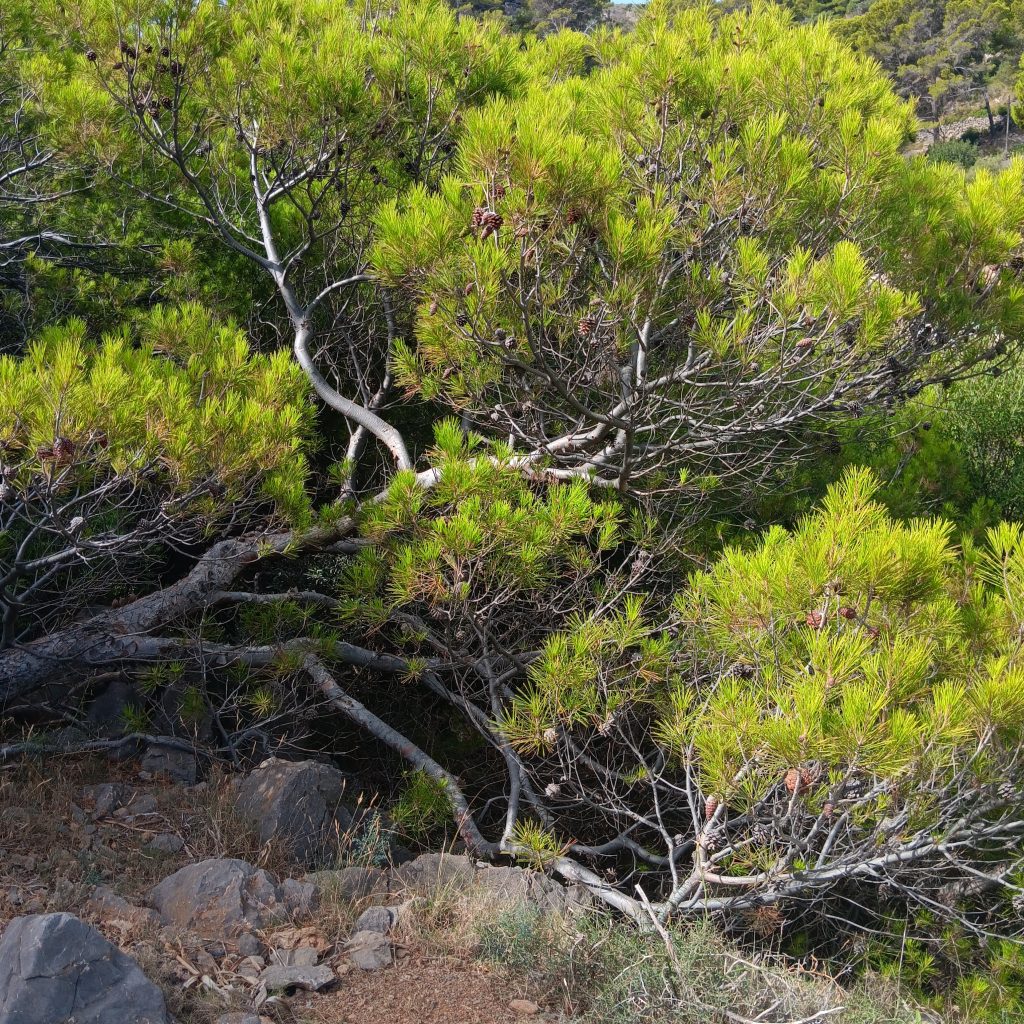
474;864;594;915
149;858;285;938
0;913;168;1024
232;758;361;866
390;851;476;891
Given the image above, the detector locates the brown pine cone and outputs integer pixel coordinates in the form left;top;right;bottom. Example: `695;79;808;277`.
702;827;724;853
578;316;596;337
52;437;76;463
704;794;719;820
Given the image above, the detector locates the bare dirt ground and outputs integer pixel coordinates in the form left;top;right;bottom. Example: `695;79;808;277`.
309;956;551;1024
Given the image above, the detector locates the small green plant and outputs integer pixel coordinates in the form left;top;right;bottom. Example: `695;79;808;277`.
476;903;547;971
390;770;453;842
119;704;150;733
509;819;568;868
244;685;278;719
336;812;393;869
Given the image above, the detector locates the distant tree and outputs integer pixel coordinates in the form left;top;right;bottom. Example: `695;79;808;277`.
837;0;1024;127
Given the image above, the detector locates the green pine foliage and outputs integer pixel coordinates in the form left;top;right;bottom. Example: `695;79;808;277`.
373;3;1024;494
0;305;312;639
499;468;1024;922
836;0;1024;123
0;305;312;518
672;467;1022;798
340;418;621;624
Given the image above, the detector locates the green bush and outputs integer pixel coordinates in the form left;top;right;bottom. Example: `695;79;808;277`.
945;362;1024;518
928;139;980;168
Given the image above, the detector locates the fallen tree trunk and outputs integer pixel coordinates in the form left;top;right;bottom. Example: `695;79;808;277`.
0;520;351;704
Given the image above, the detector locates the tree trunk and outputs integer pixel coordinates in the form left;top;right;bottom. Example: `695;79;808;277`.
0;521;349;703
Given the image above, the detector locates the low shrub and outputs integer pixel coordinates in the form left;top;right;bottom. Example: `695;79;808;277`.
928;139;979;167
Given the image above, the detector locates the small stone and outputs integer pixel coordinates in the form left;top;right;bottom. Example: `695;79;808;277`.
128;794;158;815
237;932;262;957
141;741;197;784
280;877;318;917
235;957;264;981
510;999;540;1015
259;963;335;992
195;948;219;975
353;905;399;935
346;930;392;971
145;833;184;855
82;783;132;819
270;944;320;967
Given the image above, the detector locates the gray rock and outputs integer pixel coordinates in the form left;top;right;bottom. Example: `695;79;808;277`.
127;794;158;816
271;946;319;967
149;858;284;938
346;929;393;970
140;740;197;784
144;834;184;856
280;877;318;917
304;865;387;901
259;963;335;992
81;783;132;820
0;912;168;1024
475;865;593;916
237;932;262;957
390;852;475;893
353;905;400;935
233;758;359;866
